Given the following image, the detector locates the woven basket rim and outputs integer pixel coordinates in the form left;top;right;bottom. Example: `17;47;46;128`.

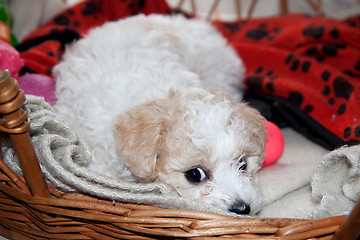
0;170;349;239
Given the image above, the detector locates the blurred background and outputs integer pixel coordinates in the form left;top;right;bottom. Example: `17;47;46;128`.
167;0;360;19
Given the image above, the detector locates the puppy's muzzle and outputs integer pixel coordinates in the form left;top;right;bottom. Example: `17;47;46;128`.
228;201;251;215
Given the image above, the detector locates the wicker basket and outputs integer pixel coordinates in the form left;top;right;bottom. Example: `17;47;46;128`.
0;68;359;239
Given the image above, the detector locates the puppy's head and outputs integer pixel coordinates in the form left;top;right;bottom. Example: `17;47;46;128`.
114;89;267;215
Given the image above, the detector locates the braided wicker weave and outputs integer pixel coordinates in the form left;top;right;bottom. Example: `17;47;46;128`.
0;70;359;239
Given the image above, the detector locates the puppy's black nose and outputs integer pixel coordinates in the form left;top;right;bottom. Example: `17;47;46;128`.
228;202;251;215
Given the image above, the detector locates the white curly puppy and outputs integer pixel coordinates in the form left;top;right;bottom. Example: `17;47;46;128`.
54;14;267;215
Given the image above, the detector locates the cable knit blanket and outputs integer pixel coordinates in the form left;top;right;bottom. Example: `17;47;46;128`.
1;95;359;218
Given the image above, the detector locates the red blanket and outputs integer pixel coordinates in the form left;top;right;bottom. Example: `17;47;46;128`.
16;0;360;149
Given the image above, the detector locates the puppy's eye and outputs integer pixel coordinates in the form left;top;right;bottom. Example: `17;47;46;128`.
185;167;207;184
237;156;247;172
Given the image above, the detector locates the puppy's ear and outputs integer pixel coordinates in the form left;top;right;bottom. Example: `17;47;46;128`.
234;102;268;172
237;103;268;145
114;99;168;182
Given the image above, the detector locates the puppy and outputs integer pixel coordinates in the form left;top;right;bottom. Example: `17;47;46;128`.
54;14;267;215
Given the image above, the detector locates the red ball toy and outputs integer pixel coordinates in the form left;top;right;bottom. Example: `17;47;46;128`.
263;121;284;167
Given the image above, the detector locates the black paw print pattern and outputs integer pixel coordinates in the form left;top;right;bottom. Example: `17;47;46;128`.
129;0;146;15
285;53;312;74
302;24;326;39
245;23;281;41
283;53;315;113
246;66;279;93
222;21;247;34
53;0;104;27
343;15;360;28
245;43;360;144
305;43;346;62
300;23;360;80
319;70;360;140
218;20;282;43
284;51;359;140
301;24;347;60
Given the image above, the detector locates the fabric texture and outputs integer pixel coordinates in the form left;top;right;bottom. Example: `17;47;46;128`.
310;145;360;218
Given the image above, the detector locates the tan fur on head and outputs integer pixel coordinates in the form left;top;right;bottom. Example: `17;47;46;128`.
115;88;267;214
114;96;170;182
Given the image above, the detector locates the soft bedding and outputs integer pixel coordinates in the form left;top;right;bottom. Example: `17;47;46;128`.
1;0;359;218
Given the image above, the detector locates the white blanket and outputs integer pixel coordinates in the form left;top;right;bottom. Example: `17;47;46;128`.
258;129;360;218
2;95;359;218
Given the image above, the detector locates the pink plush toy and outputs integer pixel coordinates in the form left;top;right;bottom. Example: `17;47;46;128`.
263;121;284;167
0;39;56;105
17;73;56;105
0;39;23;78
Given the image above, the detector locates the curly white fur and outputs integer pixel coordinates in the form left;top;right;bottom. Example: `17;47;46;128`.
54;14;267;215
